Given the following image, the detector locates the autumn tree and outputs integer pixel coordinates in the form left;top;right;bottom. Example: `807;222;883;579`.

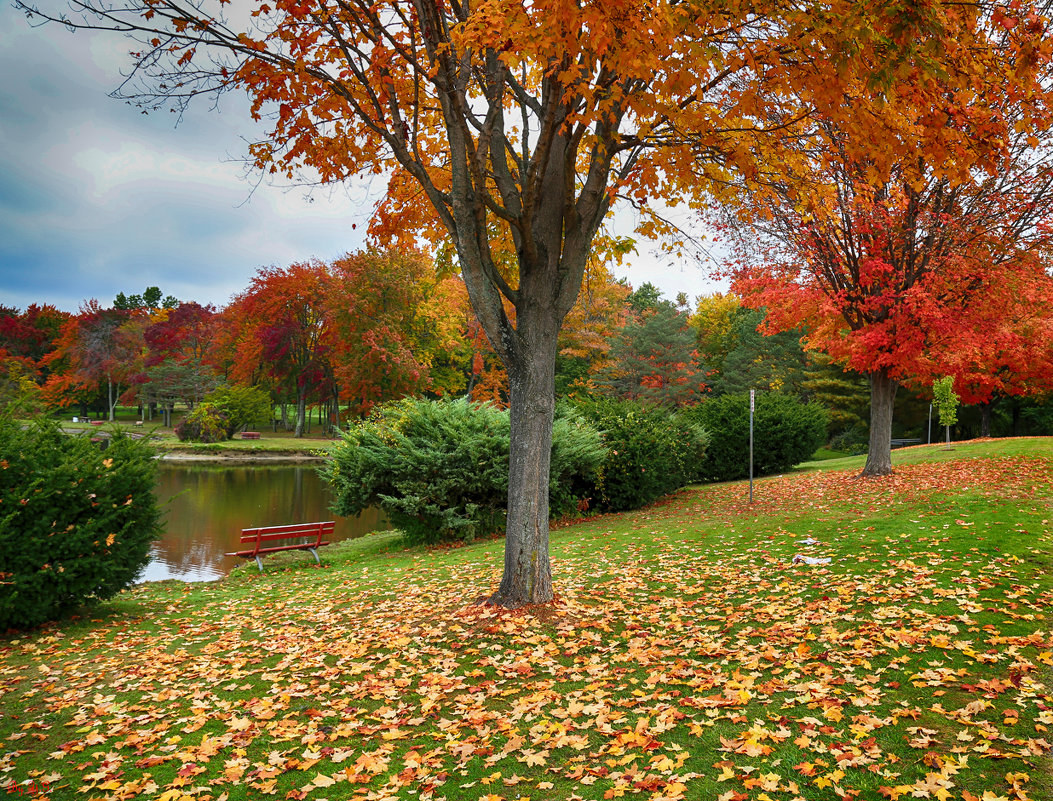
42;302;145;421
23;0;1053;605
326;250;463;418
689;294;741;376
725;100;1053;475
140;302;222;420
0;304;67;372
555;259;631;397
936;259;1053;436
225;263;333;437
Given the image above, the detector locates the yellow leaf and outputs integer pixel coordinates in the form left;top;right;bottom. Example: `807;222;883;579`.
312;773;337;788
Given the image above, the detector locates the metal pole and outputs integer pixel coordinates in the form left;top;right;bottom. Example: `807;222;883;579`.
927;403;932;445
749;389;755;504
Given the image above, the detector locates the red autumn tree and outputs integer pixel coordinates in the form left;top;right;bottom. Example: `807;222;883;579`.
937;254;1053;435
224;263;333;438
725;122;1053;474
42;302;145;420
139;302;223;418
23;0;1053;604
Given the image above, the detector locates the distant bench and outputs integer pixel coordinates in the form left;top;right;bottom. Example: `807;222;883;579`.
240;431;261;439
229;521;334;571
890;438;922;448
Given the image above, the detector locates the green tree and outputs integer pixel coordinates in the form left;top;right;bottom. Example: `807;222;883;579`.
115;287;179;311
709;308;810;397
0;415;163;629
593;305;705;408
933;376;960;447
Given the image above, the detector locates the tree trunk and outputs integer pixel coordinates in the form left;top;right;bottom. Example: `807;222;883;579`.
862;368;898;476
294;384;308;438
488;318;558;608
980;401;993;438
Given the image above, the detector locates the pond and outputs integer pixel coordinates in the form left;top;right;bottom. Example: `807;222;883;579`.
142;462;388;583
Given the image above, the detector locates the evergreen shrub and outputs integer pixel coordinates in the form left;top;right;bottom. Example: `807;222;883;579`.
205;385;273;434
0;417;163;630
322;398;606;545
174;401;229;442
573;398;709;512
685;392;827;482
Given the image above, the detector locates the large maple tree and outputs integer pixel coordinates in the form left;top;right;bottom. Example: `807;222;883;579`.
21;0;1053;604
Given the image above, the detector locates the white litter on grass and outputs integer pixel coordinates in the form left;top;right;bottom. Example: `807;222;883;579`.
796;537;820;546
792;554;831;566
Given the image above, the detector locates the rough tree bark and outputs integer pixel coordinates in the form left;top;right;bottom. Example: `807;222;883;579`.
489;303;560;606
980;401;993;438
862;368;898;477
294;382;308;438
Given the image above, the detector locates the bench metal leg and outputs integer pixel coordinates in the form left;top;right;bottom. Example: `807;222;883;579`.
308;547;320;565
255;555;264;572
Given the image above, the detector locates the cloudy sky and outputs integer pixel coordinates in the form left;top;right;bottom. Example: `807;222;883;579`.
1;7;723;314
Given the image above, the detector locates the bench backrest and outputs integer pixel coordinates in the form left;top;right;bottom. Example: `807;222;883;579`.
240;521;335;555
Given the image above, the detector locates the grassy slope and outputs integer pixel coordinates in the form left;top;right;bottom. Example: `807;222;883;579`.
1;439;1051;801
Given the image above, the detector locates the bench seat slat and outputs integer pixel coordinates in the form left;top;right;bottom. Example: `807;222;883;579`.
234;541;331;558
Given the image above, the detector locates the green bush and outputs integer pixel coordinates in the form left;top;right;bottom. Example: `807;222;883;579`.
205;385;273;434
322;398;606;545
573;398;710;512
685;392;828;482
174;401;229;443
0;416;163;630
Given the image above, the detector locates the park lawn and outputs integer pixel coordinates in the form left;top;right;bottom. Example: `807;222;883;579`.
1;439;1051;801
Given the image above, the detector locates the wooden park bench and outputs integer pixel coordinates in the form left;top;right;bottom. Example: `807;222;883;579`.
229;521;335;571
240;431;261;439
890;437;922;449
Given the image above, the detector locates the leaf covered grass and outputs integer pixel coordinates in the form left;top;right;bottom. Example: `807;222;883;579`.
2;439;1051;801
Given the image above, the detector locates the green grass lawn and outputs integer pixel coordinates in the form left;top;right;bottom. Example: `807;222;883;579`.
2;439;1051;800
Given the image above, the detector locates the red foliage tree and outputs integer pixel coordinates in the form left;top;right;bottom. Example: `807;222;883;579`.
725;131;1053;474
224;263;333;438
42;302;145;420
326;250;464;418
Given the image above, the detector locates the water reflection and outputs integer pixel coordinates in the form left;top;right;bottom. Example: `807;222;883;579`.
143;463;388;583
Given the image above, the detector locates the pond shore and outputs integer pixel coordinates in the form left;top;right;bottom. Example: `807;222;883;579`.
62;420;339;463
155;448;328;463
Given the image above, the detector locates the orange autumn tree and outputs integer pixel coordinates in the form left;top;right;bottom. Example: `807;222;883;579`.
24;0;1053;606
326;249;465;417
41;302;147;421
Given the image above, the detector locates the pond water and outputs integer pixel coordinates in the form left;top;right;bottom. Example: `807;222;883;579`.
142;462;388;583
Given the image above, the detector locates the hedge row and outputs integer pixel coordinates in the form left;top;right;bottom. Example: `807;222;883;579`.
324;393;824;546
